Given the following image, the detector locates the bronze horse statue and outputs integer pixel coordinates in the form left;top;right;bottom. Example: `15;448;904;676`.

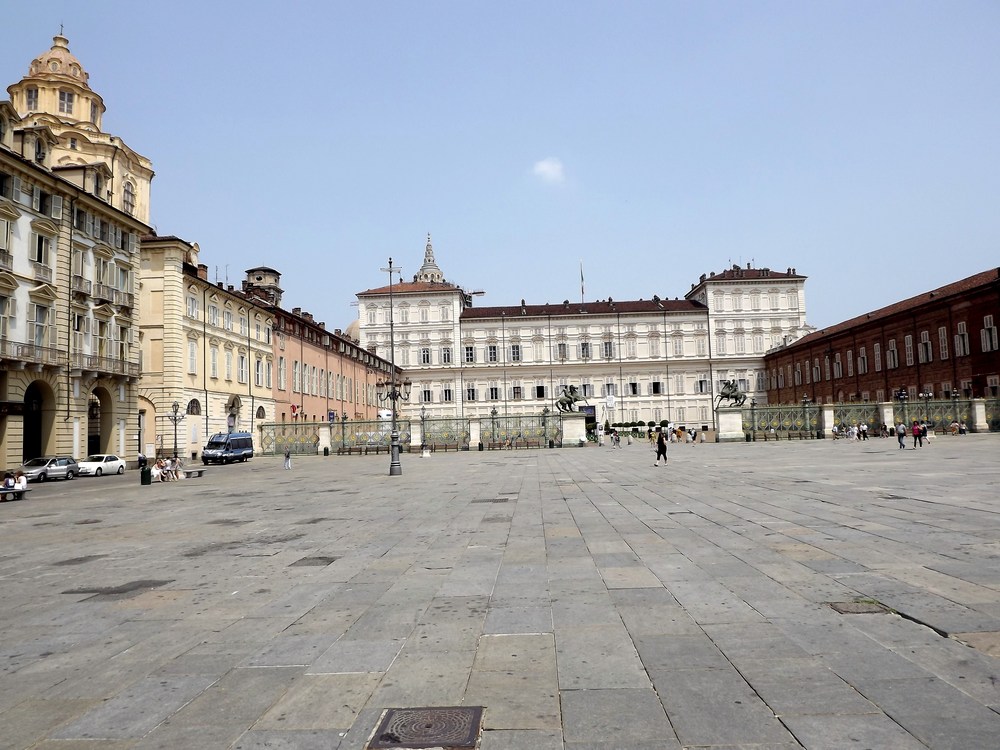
715;379;747;408
555;385;588;413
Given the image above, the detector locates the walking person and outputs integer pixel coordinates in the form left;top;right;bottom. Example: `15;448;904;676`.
911;420;923;449
896;422;906;450
283;447;292;469
653;428;668;467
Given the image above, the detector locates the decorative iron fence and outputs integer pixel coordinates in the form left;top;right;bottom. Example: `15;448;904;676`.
335;419;411;450
892;399;967;429
832;404;881;431
261;422;321;455
478;414;562;447
986;398;1000;432
742;405;816;433
418;417;471;449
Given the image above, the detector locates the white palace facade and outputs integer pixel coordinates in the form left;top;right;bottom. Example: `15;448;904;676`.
357;237;812;432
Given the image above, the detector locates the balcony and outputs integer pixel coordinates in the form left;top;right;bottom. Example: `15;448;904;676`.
0;251;12;272
31;262;53;283
72;275;92;296
113;289;135;308
70;352;140;378
93;283;114;303
0;338;63;368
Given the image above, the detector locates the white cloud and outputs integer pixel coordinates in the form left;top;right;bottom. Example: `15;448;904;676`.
532;157;565;184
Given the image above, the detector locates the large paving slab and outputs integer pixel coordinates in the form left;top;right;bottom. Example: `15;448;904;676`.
1;434;999;748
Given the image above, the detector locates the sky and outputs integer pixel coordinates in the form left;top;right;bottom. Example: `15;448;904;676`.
4;1;999;332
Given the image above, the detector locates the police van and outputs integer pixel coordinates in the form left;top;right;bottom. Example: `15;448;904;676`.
201;432;254;464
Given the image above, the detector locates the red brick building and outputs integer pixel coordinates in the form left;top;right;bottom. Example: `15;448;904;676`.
764;268;1000;404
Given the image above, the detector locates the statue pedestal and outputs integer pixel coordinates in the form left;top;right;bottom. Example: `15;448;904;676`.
716;407;746;442
562;412;588;447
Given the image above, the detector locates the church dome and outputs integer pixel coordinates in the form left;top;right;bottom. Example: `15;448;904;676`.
27;35;92;89
344;319;360;342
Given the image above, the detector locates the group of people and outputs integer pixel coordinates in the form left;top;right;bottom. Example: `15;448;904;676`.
1;470;28;501
150;455;183;481
895;420;932;449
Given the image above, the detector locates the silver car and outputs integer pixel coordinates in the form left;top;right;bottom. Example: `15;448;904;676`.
18;456;80;482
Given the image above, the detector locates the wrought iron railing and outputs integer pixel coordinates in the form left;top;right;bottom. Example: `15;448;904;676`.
0;338;62;366
478;414;561;446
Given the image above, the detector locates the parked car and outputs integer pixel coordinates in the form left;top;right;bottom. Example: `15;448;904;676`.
18;456;80;482
77;454;126;477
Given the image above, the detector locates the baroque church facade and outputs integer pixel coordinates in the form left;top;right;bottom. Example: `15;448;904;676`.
357;237;812;433
0;35;149;466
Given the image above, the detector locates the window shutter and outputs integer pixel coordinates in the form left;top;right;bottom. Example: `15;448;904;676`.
10;177;21;204
85;212;94;236
127;233;136;253
8;298;15;325
26;302;36;344
48;314;56;347
32;186;40;211
50;195;62;220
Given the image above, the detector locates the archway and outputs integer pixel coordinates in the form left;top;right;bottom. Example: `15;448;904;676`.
226;395;242;433
22;380;56;461
87;387;113;455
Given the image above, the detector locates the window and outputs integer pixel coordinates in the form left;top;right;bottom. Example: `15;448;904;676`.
442;386;453;402
292;361;300;392
833;353;842;379
26;87;38;109
123;181;135;216
904;335;914;366
919;331;932;363
603;341;614;358
0;218;9;252
0;296;14;339
673;338;684;357
440;306;450;321
27;303;54;347
208;305;219;326
735;336;745;354
628;381;638;396
582;383;594;397
716;336;726;355
225;351;233;380
239;314;248;336
210;347;219;378
238;355;248;384
750;293;761;310
874;342;882;372
255;358;263;386
464;345;475;363
466;386;477;401
510;343;521;362
512;385;522;400
367;307;376;324
557;342;567;360
488;344;498;362
535;384;546;399
421;388;432;403
187;400;201;416
90;101;99;124
442;346;452;364
420;347;431;365
278;357;286;390
696;338;706;356
939;327;949;360
625;338;636;358
488;385;500;400
651;381;662;395
886;340;898;369
398;306;408;323
858;347;868;375
955;322;970;357
420;306;429;322
223;309;233;331
580;341;591;359
604;381;617;396
982;315;998;352
32;233;52;265
186;296;199;318
188;341;197;374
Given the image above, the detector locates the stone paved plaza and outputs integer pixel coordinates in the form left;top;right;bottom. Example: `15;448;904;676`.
1;435;999;749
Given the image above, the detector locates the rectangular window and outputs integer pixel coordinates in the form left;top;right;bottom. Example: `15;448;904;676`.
464;345;475;363
604;381;616;396
441;347;452;364
535;384;545;399
186;296;198;318
556;342;567;360
465;386;477;401
488;344;498;362
488;385;500;400
649;338;659;358
580;341;591;359
858;346;868;375
846;350;853;377
673;338;684;357
651;381;662;395
225;351;233;380
626;339;636;358
955;322;970;356
32;233;51;265
238;355;248;384
255;358;263;386
603;340;614;358
982;315;998;352
512;385;522;400
421;388;432;403
223;310;233;331
628;381;638;396
874;342;882;372
442;386;453;402
239;315;248;336
716;336;726;355
59;91;74;114
510;343;521;362
26;88;38;109
188;341;197;374
420;347;431;365
919;331;932;363
833;354;842;379
938;327;949;360
886;341;898;369
904;335;914;366
210;347;218;378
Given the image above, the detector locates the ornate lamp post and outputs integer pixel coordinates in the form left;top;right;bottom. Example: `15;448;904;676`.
341;411;348;451
420;405;427;451
490;407;498;441
376;374;411;476
541;406;550;445
801;394;811;434
951;390;961;423
167;400;184;459
895;387;909;426
749;397;757;440
918;390;933;423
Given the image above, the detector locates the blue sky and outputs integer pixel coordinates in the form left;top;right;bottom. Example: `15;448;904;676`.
5;1;999;331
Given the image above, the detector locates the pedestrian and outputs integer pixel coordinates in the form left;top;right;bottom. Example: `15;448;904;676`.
860;422;869;440
911;420;923;449
283;447;292;469
896;422;906;450
653;428;668;467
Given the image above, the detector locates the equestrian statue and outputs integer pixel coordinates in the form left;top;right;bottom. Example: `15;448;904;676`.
555;385;589;413
715;379;747;408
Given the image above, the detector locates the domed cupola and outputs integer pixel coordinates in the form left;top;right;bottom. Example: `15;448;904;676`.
413;234;445;283
7;34;106;127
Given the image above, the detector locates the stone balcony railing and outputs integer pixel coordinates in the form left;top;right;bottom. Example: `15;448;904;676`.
0;338;63;367
70;353;140;378
31;262;53;283
72;275;92;295
0;251;12;272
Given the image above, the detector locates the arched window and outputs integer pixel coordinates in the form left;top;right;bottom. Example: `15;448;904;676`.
186;399;201;415
256;405;266;420
123;181;136;216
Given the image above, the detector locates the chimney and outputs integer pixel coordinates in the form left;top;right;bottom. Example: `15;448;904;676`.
197;264;209;281
292;307;301;316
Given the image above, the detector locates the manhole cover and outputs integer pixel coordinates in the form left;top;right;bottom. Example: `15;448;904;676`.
368;706;483;749
829;600;891;614
289;556;340;567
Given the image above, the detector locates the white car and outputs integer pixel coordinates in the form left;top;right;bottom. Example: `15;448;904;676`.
77;454;126;477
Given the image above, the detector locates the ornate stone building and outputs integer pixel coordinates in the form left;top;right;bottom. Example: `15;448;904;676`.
357;237;811;433
0;35;149;466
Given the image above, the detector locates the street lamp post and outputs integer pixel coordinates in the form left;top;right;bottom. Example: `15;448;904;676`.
895;387;909;426
951;391;961;424
376;256;412;476
420;405;427;451
801;394;810;436
167;400;184;459
918;389;933;424
490;407;498;441
541;406;550;447
341;411;347;451
750;397;757;440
